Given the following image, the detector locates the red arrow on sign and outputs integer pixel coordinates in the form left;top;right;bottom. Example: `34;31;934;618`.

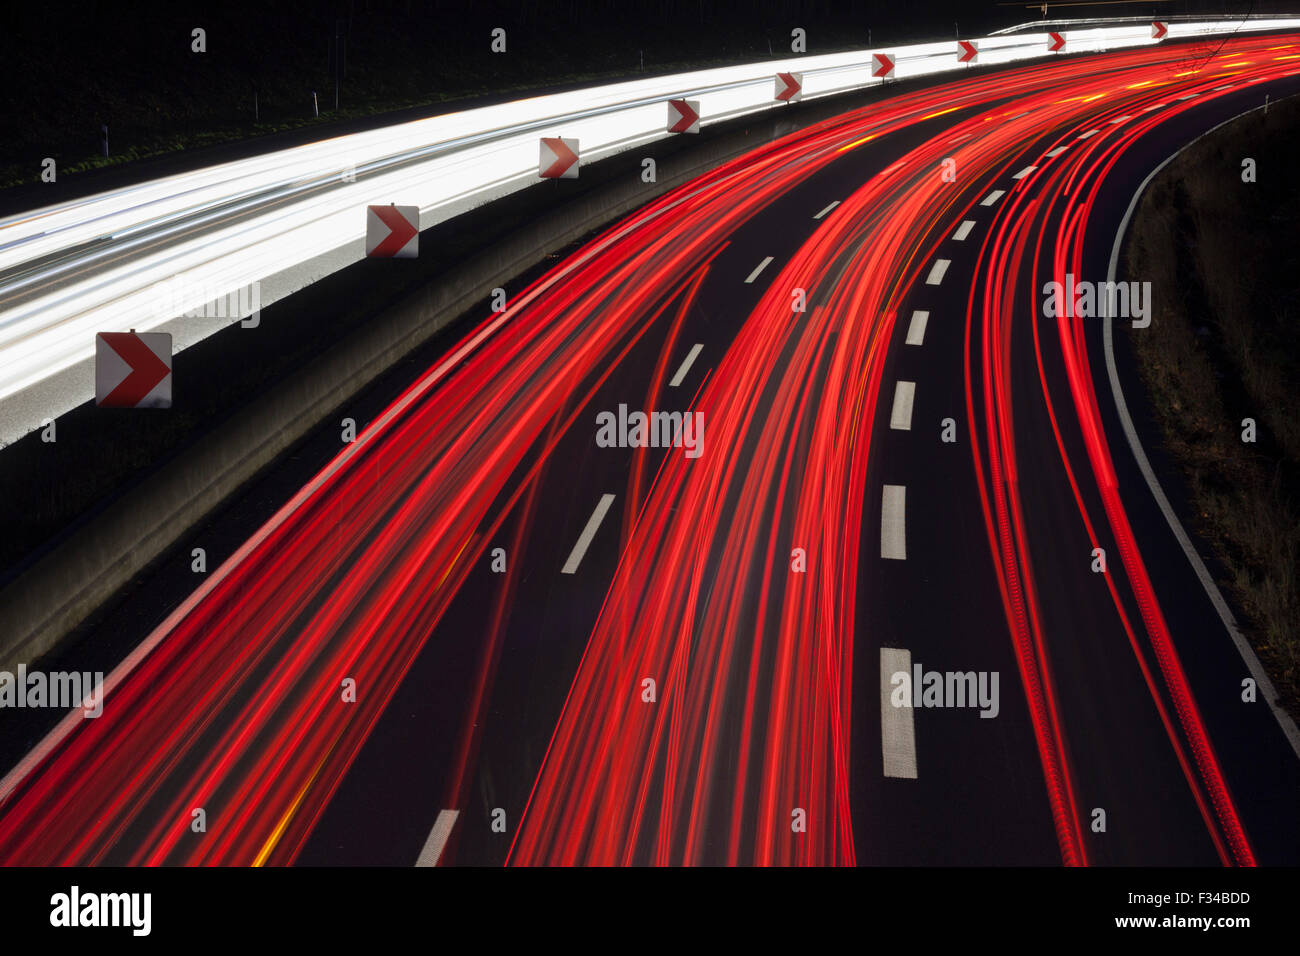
1152;21;1169;40
1048;31;1065;52
96;332;171;408
872;53;895;78
957;40;978;63
540;137;579;178
775;72;802;102
667;99;700;134
367;205;419;258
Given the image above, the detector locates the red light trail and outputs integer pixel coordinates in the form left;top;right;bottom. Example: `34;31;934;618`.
1;33;1295;866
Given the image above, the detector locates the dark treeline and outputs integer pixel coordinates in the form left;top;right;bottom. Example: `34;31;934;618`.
0;1;1276;176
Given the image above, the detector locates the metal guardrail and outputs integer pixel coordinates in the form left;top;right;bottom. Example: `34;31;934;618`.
0;15;1297;445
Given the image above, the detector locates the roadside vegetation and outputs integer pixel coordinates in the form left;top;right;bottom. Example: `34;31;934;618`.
1124;92;1300;716
0;1;972;189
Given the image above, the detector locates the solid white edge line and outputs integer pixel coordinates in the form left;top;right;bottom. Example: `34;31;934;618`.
880;647;918;779
925;259;951;285
415;809;460;866
881;484;906;560
814;200;841;219
669;343;704;388
889;381;916;431
744;256;774;283
905;310;930;346
952;220;976;241
560;493;616;575
1103;101;1300;760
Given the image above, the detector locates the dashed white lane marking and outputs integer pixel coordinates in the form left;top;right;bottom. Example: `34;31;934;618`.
952;220;976;241
980;189;1006;206
905;310;930;346
415;810;460;867
925;259;951;285
561;494;616;574
1012;165;1037;179
1108;114;1133;124
745;256;774;283
669;343;704;388
1142;103;1163;112
880;647;918;779
1045;145;1068;158
814;200;841;219
1177;92;1199;101
881;485;907;560
1212;84;1234;91
889;381;916;431
1077;128;1101;139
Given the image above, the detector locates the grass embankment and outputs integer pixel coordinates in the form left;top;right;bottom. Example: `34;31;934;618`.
1124;93;1300;716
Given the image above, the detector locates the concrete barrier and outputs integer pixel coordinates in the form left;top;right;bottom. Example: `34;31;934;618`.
0;88;877;671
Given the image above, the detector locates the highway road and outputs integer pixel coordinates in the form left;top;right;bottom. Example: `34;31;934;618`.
0;33;1298;866
1;18;1294;447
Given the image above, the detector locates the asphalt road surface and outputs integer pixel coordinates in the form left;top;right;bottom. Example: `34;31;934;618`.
1;34;1298;866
